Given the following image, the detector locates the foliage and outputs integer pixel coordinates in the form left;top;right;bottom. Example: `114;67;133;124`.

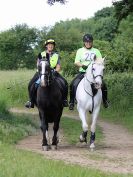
0;6;133;74
0;24;38;69
113;0;133;22
92;16;118;41
47;21;83;52
47;0;67;6
101;72;133;131
94;7;114;19
60;51;78;76
0;114;38;144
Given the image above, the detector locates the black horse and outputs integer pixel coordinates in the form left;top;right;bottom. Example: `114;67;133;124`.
36;55;63;150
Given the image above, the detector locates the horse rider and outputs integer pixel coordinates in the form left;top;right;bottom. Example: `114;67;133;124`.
25;39;68;108
69;34;110;110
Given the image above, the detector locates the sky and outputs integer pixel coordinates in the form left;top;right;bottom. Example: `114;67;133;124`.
0;0;113;31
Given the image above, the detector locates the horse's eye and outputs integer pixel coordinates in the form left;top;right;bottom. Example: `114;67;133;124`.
92;68;95;71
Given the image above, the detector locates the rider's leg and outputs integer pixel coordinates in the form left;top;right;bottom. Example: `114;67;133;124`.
69;73;84;110
101;81;110;108
25;72;39;108
55;73;68;107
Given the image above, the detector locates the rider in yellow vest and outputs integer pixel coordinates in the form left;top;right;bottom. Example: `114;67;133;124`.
69;34;109;110
25;39;68;108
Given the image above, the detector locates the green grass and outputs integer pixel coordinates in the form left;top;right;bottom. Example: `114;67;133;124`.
0;113;39;144
0;69;35;108
0;144;132;177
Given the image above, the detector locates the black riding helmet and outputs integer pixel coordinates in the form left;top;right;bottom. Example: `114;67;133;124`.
83;34;93;42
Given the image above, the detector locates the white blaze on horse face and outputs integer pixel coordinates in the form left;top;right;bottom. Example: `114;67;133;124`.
40;61;46;87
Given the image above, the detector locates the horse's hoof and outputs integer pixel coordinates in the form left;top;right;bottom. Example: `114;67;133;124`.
90;143;95;150
51;145;57;150
90;147;94;152
42;145;49;151
79;134;84;141
79;135;87;143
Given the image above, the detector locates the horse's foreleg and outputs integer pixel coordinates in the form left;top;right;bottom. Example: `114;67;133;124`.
78;107;88;132
90;106;100;149
52;121;59;149
78;107;88;143
39;111;49;150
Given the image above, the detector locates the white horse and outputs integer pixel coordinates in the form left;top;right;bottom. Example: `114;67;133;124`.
76;59;104;150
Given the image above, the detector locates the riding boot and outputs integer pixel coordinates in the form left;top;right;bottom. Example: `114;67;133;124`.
25;72;39;108
69;73;84;110
25;83;37;108
69;83;75;110
63;82;68;107
102;82;110;108
55;73;68;107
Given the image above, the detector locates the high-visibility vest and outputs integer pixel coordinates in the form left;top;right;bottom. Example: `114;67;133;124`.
41;51;59;68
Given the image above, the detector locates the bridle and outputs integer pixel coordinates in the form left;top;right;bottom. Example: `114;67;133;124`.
85;63;103;84
91;63;103;80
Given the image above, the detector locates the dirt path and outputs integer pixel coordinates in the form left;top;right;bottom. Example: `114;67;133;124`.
12;108;133;174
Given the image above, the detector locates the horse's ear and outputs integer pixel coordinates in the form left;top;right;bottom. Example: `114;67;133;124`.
103;56;106;62
102;56;107;65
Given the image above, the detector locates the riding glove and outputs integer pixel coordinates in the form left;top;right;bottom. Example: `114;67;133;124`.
82;65;88;70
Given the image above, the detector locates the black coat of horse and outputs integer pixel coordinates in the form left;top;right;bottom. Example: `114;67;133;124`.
37;55;63;150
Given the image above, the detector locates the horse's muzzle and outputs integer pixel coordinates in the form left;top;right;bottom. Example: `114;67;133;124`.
40;80;46;87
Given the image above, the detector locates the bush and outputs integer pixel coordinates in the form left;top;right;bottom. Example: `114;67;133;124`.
105;72;133;112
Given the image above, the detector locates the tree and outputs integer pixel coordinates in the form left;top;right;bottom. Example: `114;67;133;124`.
47;0;67;6
94;7;114;19
113;0;133;22
0;24;38;69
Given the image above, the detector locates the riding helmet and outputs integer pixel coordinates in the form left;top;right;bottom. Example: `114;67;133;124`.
45;39;55;46
83;34;93;42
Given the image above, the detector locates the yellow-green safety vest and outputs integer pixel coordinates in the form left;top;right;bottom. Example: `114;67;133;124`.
41;51;59;68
